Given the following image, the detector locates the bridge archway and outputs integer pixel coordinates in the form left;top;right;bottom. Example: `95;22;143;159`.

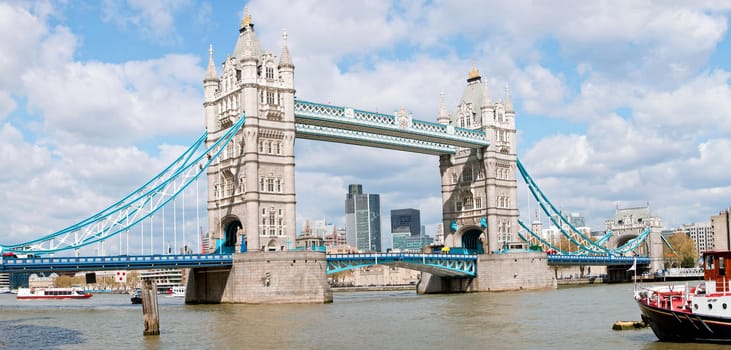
223;220;243;253
265;239;281;252
460;228;484;254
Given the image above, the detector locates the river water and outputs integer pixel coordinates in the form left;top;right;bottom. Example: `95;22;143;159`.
0;282;726;350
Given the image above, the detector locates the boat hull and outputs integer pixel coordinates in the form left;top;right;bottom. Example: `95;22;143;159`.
17;294;92;300
637;299;731;343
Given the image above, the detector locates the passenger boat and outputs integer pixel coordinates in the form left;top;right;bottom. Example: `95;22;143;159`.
635;250;731;343
16;287;93;300
167;285;185;297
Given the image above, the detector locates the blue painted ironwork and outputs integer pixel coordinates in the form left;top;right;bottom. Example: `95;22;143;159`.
517;159;609;254
326;253;477;277
595;230;612;246
547;254;650;266
0;254;233;273
0;114;247;255
516;158;652;257
295;123;455;155
293;100;490;155
517;220;568;254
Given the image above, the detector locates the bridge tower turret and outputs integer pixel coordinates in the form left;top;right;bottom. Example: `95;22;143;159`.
203;44;219;132
203;9;297;254
440;68;519;254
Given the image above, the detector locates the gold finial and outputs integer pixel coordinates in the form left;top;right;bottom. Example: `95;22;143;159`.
468;65;480;80
241;7;252;28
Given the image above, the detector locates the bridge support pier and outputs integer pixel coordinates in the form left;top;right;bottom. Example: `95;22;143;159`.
185;251;332;304
417;252;556;294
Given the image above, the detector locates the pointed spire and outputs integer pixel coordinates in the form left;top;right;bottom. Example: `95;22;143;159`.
278;31;294;68
437;90;450;124
240;6;253;31
467;64;481;82
204;44;219;82
504;83;514;112
481;80;492;108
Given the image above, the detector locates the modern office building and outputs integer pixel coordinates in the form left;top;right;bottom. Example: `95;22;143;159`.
392;228;434;252
679;222;713;254
391;208;421;237
345;184;382;252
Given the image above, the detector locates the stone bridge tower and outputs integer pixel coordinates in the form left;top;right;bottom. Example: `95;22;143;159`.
605;206;664;272
202;11;296;253
439;68;519;254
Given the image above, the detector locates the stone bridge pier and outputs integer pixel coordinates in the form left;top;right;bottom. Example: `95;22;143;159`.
417;252;556;293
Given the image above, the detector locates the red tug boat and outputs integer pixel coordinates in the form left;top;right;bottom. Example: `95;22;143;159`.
635;250;731;343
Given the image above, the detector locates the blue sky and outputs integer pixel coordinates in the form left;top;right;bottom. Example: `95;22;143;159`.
2;1;731;252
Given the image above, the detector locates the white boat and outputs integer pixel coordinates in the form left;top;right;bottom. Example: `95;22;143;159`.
17;287;92;300
168;285;185;297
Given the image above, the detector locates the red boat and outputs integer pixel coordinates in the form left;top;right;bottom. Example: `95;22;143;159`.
635;250;731;343
16;287;93;300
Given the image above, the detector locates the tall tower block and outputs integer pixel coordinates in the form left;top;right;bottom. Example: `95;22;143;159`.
203;11;296;254
439;68;519;254
189;11;331;304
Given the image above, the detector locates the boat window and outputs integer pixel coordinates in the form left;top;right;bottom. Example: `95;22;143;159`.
706;256;715;271
721;257;726;276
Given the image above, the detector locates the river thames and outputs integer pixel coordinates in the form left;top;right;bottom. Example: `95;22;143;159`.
0;282;726;349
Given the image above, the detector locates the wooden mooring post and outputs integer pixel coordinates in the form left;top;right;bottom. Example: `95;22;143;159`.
141;279;160;336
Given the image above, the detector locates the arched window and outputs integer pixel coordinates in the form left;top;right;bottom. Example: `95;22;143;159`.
462;191;474;210
462;165;473;182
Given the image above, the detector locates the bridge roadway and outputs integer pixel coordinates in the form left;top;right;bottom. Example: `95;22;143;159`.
0;253;649;274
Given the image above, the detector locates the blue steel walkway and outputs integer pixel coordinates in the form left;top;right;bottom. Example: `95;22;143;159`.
0;252;479;277
0;254;233;273
546;254;650;266
327;253;478;277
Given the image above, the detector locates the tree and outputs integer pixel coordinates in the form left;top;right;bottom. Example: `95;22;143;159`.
664;231;698;268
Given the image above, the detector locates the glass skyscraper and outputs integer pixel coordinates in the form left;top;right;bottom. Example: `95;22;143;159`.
345;184;381;252
391;208;421;237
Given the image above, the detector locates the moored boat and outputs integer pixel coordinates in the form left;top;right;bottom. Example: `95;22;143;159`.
635;250;731;343
167;285;185;297
130;289;142;304
17;287;93;300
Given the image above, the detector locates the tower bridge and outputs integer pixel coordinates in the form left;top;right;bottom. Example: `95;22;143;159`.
0;12;660;303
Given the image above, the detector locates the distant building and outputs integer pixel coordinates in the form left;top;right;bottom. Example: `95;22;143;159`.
433;224;444;245
604;205;664;272
391;209;421;237
345;184;382;252
711;209;731;251
298;218;351;252
392;229;434;252
677;222;713;254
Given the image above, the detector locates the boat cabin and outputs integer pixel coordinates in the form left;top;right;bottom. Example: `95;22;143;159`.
703;250;731;294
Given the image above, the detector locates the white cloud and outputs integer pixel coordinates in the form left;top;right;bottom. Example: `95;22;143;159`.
101;0;192;43
0;2;46;90
22;54;203;145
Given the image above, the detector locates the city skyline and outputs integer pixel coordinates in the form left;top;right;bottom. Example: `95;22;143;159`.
2;2;731;251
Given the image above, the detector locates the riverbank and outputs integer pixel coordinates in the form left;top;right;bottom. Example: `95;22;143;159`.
557;277;604;286
332;284;416;292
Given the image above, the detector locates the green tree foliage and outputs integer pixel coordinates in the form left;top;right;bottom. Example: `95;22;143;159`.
664;231;698;268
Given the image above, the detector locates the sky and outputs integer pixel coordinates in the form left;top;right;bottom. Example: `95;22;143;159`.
2;1;731;252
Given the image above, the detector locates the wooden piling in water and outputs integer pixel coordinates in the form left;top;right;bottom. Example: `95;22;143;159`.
141;279;160;336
